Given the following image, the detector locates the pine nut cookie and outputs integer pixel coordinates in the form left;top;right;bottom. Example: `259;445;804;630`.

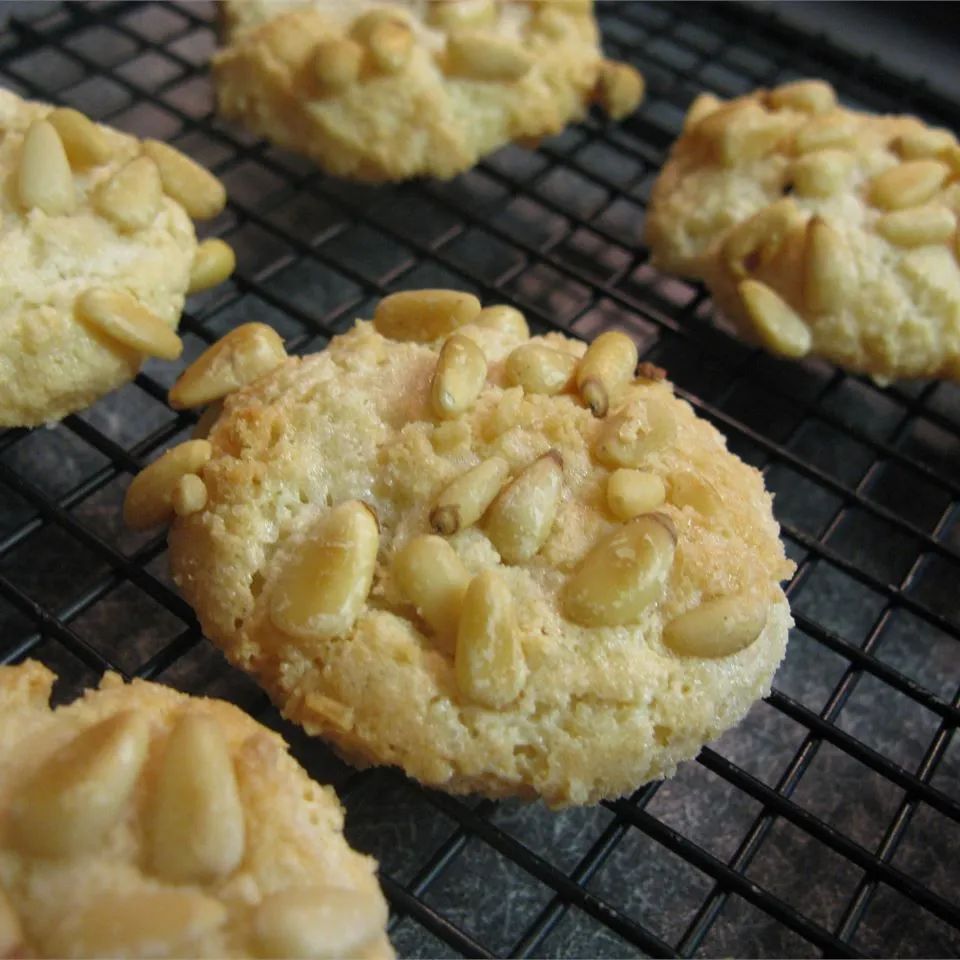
0;659;392;959
645;79;960;382
212;0;644;181
0;88;234;427
137;293;795;807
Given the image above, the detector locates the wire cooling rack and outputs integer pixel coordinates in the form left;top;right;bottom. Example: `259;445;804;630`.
1;2;958;956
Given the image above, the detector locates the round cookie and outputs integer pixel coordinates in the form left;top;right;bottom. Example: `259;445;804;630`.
132;292;795;807
645;79;960;382
0;659;392;959
0;89;233;427
213;0;644;181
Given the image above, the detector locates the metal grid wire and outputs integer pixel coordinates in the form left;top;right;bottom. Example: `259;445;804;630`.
0;1;958;956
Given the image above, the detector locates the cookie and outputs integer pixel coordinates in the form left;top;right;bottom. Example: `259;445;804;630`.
129;292;794;807
0;659;392;959
0;88;234;427
645;79;960;382
212;0;644;181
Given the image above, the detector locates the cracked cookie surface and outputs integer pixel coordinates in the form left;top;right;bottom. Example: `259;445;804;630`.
213;0;643;181
142;292;794;807
0;660;392;959
0;89;232;427
645;79;960;382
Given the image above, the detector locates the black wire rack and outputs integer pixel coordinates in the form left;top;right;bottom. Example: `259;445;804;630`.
1;2;958;957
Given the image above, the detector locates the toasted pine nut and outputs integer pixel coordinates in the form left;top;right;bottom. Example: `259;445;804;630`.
663;593;768;657
47;106;111;168
394;534;470;645
446;32;532;81
868;160;949;211
505;342;578;395
485;451;563;563
147;712;244;882
123;439;212;530
430;456;509;535
739;279;812;358
721;197;800;278
93;155;162;232
0;887;21;957
313;37;363;92
684;91;723;131
697;100;790;166
893;127;956;160
456;570;527;707
431;334;487;418
374;289;482;341
9;711;149;858
594;396;677;468
577;330;638;417
767;79;836;114
667;472;723;515
595;60;645;120
254;887;387;960
169;323;286;409
269;501;380;640
171;473;208;517
563;513;676;627
791;148;854;197
473;304;529;339
803;216;854;314
18;119;75;215
188;238;236;294
876;204;956;247
793;112;855;153
369;19;414;72
77;287;182;361
426;0;497;30
606;468;665;521
142;139;226;221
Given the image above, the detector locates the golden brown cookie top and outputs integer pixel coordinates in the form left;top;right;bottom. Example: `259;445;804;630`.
0;661;392;959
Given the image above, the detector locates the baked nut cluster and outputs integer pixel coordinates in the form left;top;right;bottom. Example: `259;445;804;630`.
0;89;234;426
127;290;794;805
0;661;392;959
213;0;644;180
645;79;960;381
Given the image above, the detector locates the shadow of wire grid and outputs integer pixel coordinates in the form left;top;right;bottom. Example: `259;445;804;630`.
0;1;958;956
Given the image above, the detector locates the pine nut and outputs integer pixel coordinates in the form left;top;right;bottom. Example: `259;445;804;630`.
47;106;111;168
123;439;212;530
446;33;532;81
456;570;527;707
69;891;226;957
171;473;208;517
188;238;236;294
147;712;245;882
485;385;524;439
394;534;470;646
474;304;529;339
17;119;75;215
76;287;183;361
791;148;854;197
793;112;855;153
563;513;676;627
663;593;768;658
169;323;287;409
684;91;723;131
313;37;363;92
506;342;578;395
667;471;723;516
432;334;487;418
142;139;227;221
768;79;836;115
595;60;645;120
893;127;956;160
426;0;497;30
430;456;509;535
721;197;800;278
374;289;482;341
868;160;949;211
804;216;855;314
0;887;21;957
577;330;638;417
93;155;162;232
606;468;665;521
697;100;790;166
269;501;380;639
876;204;956;246
485;451;563;563
594;397;677;468
371;19;414;72
739;279;812;358
253;887;387;960
9;711;149;858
